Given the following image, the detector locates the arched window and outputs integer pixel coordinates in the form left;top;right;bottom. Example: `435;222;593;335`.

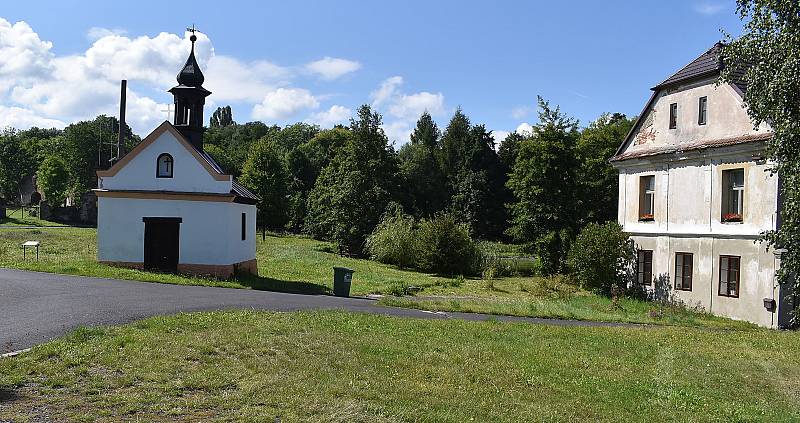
156;153;173;178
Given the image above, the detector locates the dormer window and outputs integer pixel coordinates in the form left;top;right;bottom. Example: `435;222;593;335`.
669;103;678;129
698;96;708;125
157;153;174;178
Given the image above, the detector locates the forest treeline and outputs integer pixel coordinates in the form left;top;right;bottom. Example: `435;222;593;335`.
0;98;633;273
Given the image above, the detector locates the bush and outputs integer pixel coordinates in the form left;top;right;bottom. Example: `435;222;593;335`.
416;213;482;276
567;221;635;295
365;205;418;269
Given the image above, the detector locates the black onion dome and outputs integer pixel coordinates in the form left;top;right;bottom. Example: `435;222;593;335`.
176;34;204;87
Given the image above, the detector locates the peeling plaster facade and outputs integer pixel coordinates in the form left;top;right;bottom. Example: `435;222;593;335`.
612;59;795;328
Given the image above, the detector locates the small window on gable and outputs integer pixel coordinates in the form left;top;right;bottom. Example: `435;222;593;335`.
721;168;745;222
156;153;173;178
669;103;678;129
698;96;708;125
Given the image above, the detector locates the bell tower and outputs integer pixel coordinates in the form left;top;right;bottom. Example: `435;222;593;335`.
169;27;211;151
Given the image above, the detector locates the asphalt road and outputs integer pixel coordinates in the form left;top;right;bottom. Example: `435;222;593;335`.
0;269;638;352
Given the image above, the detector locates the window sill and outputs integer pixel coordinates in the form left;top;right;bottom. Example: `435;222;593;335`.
718;294;739;299
638;218;655;223
721;220;744;225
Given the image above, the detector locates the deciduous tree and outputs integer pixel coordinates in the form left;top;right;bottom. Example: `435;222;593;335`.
305;105;399;255
36;155;70;207
240;138;290;230
576;113;634;225
507;97;580;274
720;0;800;323
0;130;36;203
210;105;235;128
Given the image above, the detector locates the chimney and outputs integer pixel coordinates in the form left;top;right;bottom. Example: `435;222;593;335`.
117;79;126;160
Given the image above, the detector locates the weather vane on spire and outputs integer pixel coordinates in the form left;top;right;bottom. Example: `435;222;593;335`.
186;24;198;42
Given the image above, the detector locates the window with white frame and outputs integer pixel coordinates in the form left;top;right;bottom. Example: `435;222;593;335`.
721;168;744;222
698;96;708;125
719;255;741;297
639;175;655;221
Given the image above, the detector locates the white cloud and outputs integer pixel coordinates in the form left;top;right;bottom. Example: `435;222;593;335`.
0;24;213;133
370;76;403;107
370;76;447;145
0;105;65;129
388;91;445;120
382;121;412;146
516;122;533;136
511;106;531;120
305;57;361;80
204;55;290;103
493;130;510;145
86;27;127;41
0;18;54;80
693;2;726;15
252;88;319;121
306;105;352;127
0;18;366;134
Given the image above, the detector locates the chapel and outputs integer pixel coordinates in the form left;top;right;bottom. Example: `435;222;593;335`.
94;32;258;278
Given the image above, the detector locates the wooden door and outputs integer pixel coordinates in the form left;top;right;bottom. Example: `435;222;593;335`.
143;217;181;273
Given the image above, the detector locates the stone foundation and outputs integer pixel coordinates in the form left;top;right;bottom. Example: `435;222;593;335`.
101;258;258;279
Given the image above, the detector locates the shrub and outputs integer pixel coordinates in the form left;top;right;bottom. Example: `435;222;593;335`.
416;213;482;276
365;205;418;269
567;221;635;295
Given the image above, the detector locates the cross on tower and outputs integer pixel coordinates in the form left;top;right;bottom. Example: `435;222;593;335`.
161;104;174;121
186;24;198;35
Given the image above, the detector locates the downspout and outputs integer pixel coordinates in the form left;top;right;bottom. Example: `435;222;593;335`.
772;171;783;327
665;163;671;285
708;156;714;313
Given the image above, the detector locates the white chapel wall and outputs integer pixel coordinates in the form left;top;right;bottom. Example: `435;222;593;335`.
98;197;251;265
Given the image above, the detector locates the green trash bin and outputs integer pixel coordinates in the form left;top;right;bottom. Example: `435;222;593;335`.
333;266;354;297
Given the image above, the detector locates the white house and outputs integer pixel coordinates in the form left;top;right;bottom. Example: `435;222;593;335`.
94;33;258;279
611;42;795;328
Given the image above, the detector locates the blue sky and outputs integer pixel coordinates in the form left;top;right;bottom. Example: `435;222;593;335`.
0;0;743;144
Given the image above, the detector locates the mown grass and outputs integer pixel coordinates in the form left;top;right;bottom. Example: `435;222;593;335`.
0;228;455;295
380;275;759;330
0;310;798;422
0;209;67;227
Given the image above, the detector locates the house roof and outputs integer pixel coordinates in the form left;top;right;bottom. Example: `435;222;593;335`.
653;42;747;93
610;132;772;162
231;181;259;204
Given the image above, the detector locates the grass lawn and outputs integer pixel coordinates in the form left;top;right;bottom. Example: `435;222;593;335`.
0;209;67;227
0;310;798;422
0;228;454;295
379;276;758;330
0;228;756;329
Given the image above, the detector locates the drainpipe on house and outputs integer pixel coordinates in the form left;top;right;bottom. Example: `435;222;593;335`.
708;156;714;314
